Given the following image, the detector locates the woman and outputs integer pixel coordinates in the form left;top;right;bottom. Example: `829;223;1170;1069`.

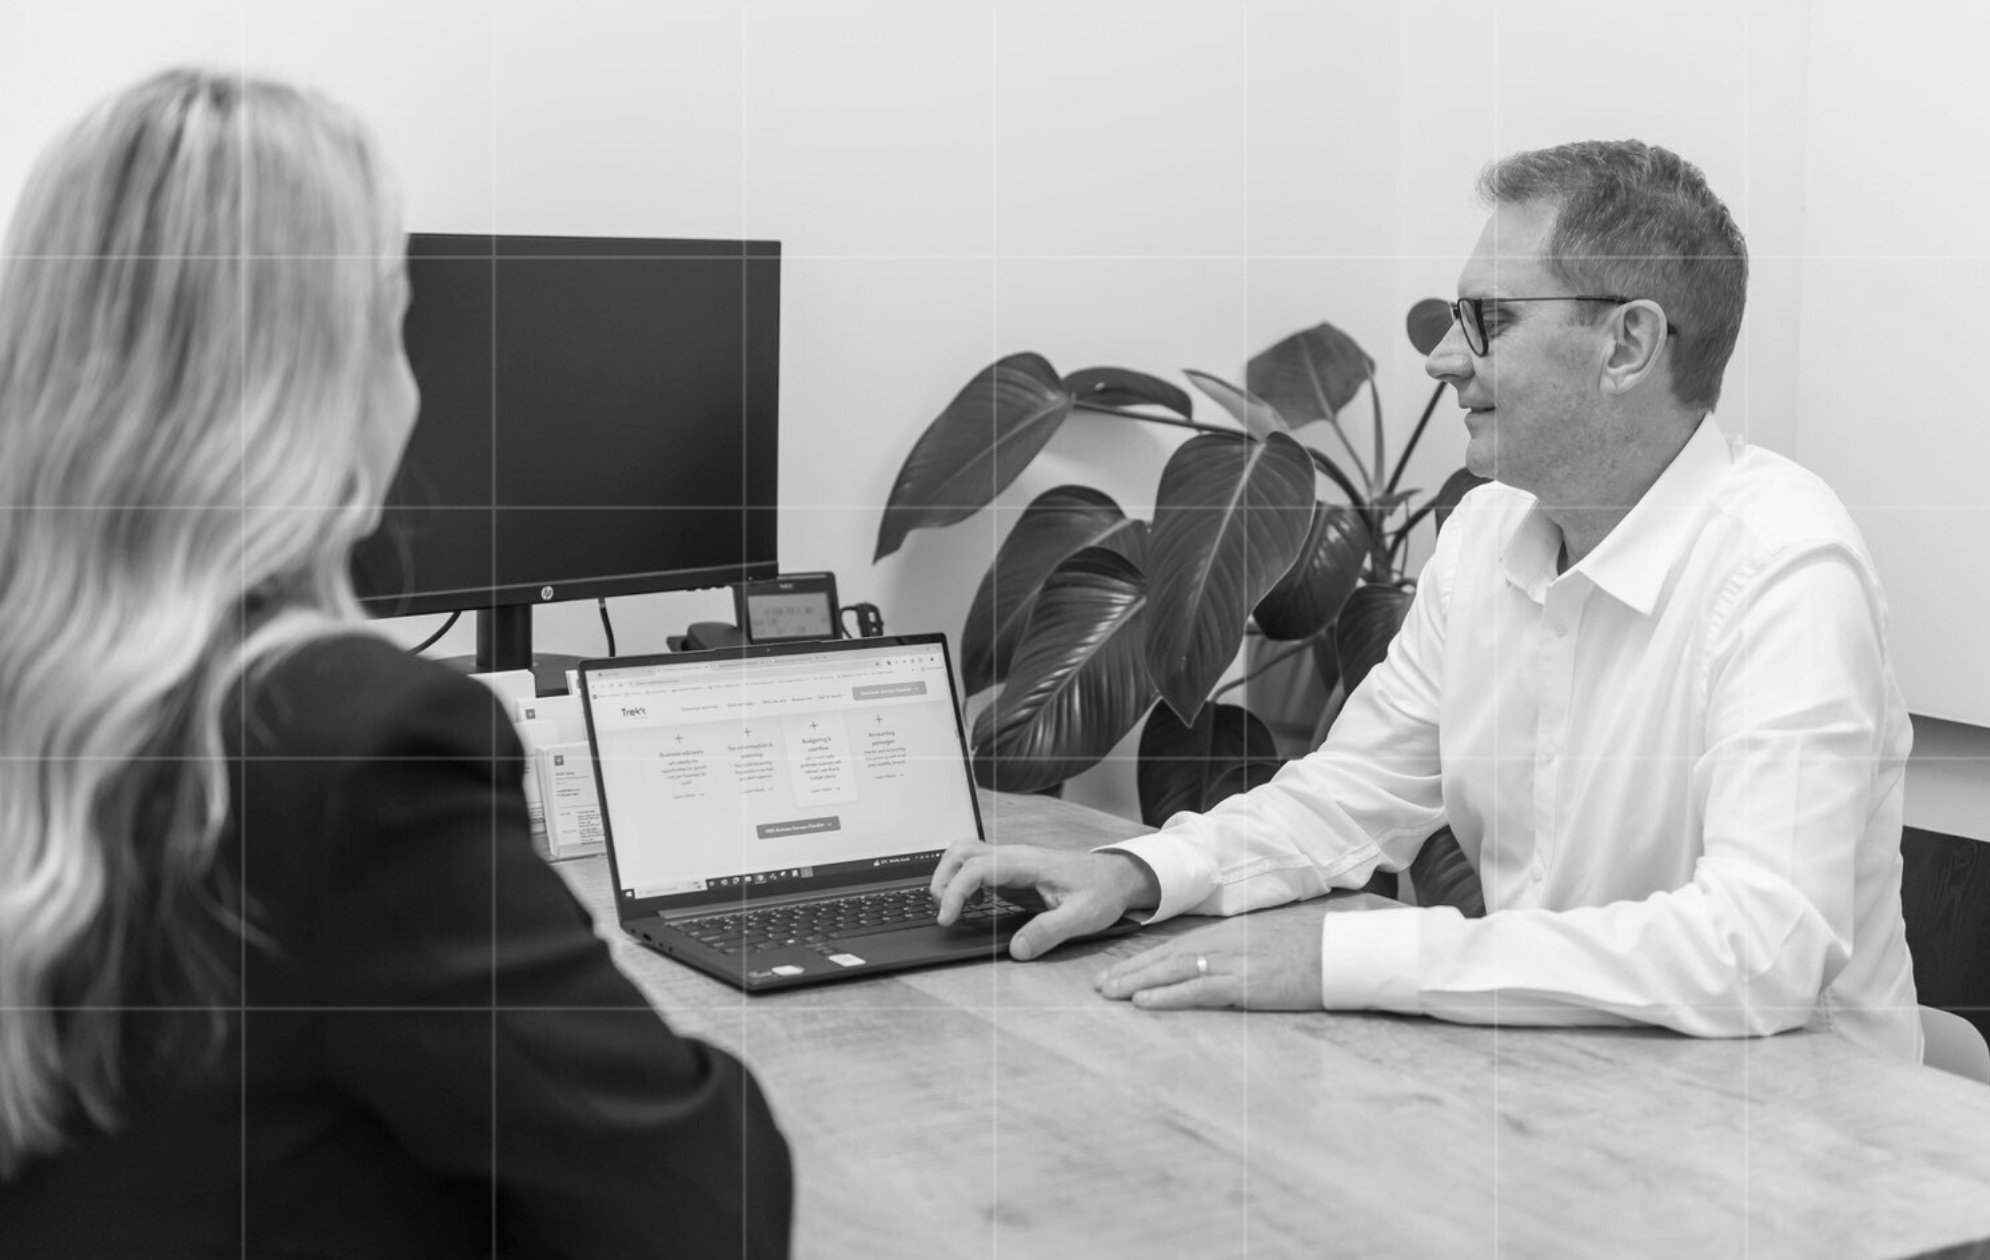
0;70;791;1257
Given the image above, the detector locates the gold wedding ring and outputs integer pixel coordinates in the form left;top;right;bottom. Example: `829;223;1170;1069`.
1196;955;1209;978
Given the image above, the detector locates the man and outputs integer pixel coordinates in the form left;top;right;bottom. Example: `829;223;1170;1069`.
932;139;1921;1061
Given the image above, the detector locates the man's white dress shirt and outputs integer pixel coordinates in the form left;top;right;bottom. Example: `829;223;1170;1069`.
1105;418;1922;1061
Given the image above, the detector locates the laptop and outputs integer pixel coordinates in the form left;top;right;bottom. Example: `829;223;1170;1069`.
576;633;1139;992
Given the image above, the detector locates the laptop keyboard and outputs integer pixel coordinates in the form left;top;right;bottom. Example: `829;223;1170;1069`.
673;887;1031;956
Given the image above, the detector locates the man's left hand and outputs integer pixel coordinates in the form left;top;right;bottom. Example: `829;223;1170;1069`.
1095;912;1324;1011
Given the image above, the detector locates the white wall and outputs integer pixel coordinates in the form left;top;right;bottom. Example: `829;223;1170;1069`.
2;1;1982;830
1797;1;1990;729
1795;0;1990;838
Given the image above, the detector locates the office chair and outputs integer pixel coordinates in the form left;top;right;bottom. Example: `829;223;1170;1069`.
1920;1005;1990;1085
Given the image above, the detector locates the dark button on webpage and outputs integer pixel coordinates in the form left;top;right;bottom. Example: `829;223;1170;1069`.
756;817;842;839
853;682;927;700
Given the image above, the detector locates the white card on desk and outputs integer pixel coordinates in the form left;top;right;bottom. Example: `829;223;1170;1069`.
536;742;605;859
512;693;587;746
513;718;558;858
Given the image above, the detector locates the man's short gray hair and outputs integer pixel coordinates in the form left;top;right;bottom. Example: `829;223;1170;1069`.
1477;140;1747;415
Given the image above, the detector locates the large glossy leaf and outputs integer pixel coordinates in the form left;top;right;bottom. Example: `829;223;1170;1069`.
874;352;1073;561
1135;702;1280;828
969;542;1157;793
960;487;1143;695
1406;297;1454;355
1244;321;1376;422
1183;369;1287;439
1333;583;1414;699
1251;503;1369;641
1063;366;1193;420
1144;431;1318;723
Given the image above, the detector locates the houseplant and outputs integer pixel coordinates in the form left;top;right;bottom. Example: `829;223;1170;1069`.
874;301;1484;869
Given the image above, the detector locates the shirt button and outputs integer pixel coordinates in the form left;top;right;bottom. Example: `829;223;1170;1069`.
1531;866;1544;883
1549;623;1568;638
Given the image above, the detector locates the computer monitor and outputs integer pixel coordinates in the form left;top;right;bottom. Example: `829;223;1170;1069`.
351;234;781;689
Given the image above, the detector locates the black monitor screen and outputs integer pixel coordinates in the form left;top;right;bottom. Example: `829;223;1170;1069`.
352;234;780;617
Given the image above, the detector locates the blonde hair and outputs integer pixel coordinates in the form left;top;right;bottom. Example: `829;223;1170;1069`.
0;69;406;1174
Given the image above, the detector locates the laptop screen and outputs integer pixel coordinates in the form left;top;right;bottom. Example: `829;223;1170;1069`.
581;636;984;913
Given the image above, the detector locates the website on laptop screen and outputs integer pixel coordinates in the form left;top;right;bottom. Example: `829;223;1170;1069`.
586;641;980;900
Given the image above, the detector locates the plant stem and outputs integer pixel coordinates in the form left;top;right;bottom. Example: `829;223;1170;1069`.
1393;502;1434;542
1319;417;1370;495
1210;638;1317;703
1388;519;1414;573
1307;448;1365;509
1073;402;1236;436
1385;383;1447;496
1368;376;1386;490
1368;511;1394;578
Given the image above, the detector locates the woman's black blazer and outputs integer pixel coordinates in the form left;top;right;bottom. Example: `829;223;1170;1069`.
0;633;792;1258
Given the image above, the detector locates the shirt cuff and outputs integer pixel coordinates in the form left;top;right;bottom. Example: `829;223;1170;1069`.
1318;906;1424;1012
1092;829;1218;923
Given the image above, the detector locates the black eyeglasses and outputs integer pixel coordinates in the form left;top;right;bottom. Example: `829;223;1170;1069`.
1448;295;1681;356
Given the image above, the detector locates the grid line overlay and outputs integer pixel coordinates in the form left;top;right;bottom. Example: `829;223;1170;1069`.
988;7;1003;1256
233;23;249;1260
485;8;500;1248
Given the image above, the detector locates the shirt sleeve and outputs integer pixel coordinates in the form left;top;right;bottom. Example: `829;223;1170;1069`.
1098;514;1456;923
1319;545;1892;1035
310;668;792;1259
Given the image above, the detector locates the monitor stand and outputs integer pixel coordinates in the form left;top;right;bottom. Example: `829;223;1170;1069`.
438;605;580;696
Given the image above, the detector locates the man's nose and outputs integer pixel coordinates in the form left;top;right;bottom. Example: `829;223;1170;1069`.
1425;316;1473;383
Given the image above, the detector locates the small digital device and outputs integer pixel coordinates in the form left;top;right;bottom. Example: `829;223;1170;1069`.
840;602;885;639
734;572;840;643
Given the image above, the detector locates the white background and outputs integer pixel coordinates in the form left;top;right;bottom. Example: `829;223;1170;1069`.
3;0;1983;834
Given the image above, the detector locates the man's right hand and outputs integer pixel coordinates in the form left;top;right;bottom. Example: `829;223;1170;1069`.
929;839;1160;960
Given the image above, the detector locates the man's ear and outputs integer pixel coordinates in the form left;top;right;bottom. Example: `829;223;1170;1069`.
1599;300;1669;396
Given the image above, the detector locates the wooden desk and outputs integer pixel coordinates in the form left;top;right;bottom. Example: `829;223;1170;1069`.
555;792;1990;1259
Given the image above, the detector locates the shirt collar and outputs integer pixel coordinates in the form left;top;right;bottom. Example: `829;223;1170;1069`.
1499;416;1735;615
1498;502;1562;603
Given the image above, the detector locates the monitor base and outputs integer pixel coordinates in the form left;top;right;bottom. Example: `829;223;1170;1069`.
437;651;583;697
